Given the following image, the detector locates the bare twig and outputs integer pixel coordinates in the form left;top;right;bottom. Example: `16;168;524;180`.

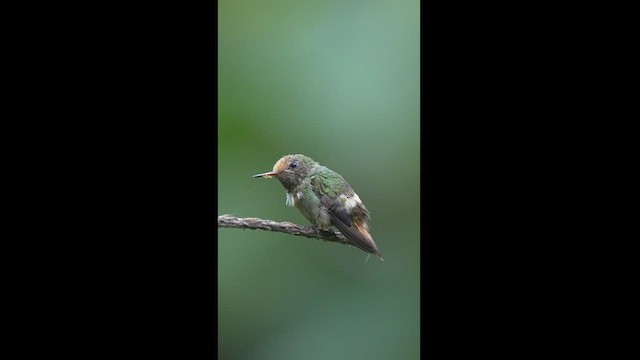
217;214;351;246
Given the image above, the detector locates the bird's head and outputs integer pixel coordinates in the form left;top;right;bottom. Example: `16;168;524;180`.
253;154;316;190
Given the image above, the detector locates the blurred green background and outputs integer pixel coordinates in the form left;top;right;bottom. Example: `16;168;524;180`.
218;0;420;359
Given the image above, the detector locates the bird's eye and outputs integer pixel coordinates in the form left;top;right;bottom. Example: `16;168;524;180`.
290;160;298;169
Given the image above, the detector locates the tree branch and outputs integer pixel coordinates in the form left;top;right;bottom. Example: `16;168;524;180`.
217;214;351;246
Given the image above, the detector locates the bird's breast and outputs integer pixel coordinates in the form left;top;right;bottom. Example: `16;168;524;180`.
291;189;331;229
285;190;303;207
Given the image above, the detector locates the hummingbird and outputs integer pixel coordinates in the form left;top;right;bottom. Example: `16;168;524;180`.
253;154;382;259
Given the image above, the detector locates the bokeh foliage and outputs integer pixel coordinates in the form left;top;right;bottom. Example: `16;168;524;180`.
219;0;420;358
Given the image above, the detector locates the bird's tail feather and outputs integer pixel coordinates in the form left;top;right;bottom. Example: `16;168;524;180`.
330;216;381;258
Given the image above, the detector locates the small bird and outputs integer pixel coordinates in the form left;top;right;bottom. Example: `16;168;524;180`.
253;154;382;259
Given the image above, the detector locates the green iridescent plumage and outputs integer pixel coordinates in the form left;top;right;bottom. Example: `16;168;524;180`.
253;154;381;259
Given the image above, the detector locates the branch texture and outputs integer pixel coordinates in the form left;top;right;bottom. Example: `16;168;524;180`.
218;215;350;246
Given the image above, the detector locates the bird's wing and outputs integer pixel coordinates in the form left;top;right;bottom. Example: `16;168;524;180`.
310;171;380;256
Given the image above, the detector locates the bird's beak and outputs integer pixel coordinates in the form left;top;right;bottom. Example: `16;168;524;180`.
252;170;279;178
